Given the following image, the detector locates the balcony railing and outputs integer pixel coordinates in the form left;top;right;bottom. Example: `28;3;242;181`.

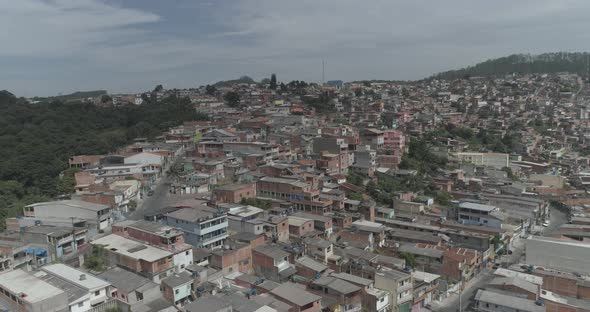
341;304;362;312
397;281;413;292
398;292;413;304
87;299;118;312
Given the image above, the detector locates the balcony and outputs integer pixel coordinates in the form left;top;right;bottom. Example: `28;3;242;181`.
196;220;228;235
397;281;413;292
276;260;290;272
398;291;413;305
341;303;362;312
200;232;228;246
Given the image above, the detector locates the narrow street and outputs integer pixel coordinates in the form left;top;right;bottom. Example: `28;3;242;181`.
432;203;569;311
129;176;172;220
432;268;493;312
543;203;569;236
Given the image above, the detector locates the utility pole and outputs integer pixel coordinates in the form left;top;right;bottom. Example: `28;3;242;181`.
70;217;77;250
459;289;462;312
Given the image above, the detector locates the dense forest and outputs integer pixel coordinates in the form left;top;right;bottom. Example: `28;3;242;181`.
432;52;590;80
0;90;208;227
31;90;107;103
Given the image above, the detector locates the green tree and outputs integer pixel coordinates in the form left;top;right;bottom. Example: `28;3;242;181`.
270;73;277;90
240;197;271;210
348;193;363;200
55;168;80;195
399;252;416;269
346;173;364;186
0;92;209;228
100;95;112;103
84;245;105;272
205;85;217;96
224;91;241;107
501;167;518;181
153;84;164;92
435;191;453;206
491;235;503;250
303;92;334;113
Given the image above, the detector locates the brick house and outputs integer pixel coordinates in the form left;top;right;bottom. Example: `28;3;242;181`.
293;212;333;237
112;220;193;270
210;241;252;275
213;183;256;204
295;256;328;280
161;272;194;307
252;245;296;282
270;283;322;312
441;247;480;283
92;234;175;283
288;216;315;238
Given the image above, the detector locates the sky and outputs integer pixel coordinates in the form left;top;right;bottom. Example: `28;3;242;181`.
2;0;590;97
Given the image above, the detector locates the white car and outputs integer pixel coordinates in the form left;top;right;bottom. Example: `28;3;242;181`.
542;221;550;227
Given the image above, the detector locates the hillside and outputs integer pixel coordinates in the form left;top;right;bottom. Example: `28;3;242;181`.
31;90;107;103
213;76;256;87
432;52;590;80
0;91;208;229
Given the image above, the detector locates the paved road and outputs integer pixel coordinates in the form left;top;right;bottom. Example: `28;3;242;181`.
543;203;569;236
129;176;171;220
432;268;493;312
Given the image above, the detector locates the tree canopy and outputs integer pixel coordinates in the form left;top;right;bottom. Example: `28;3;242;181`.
205;85;217;96
432;52;590;80
0;91;208;228
224;91;241;107
270;73;277;90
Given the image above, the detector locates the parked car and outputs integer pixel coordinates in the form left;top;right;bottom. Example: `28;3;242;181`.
147;190;154;196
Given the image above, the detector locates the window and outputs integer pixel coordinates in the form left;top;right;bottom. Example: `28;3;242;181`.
136;291;144;301
175;289;179;295
94;291;100;296
186;251;190;256
78;302;84;308
158;259;166;265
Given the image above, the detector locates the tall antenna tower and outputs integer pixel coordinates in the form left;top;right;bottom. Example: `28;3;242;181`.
586;53;589;81
322;59;325;85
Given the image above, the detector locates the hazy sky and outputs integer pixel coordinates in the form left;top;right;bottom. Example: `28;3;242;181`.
2;0;590;96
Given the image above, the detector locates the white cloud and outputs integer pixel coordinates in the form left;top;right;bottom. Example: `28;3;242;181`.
0;0;159;56
3;0;590;95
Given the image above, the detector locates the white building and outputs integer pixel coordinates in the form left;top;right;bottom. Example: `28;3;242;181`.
164;206;229;249
0;269;69;312
36;264;110;312
474;289;543;312
24;200;112;231
124;152;165;168
453;152;509;169
525;236;590;274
